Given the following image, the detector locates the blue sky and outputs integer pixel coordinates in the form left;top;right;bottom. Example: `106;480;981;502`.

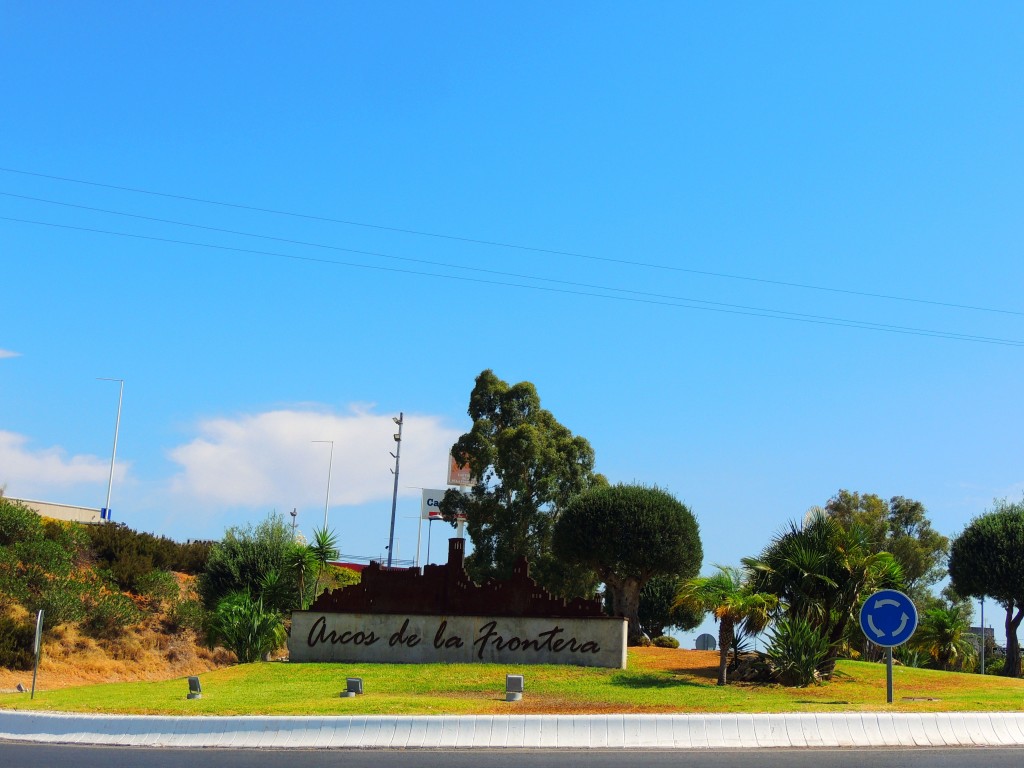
2;3;1022;641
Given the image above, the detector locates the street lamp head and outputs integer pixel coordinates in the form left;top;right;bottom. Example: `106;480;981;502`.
393;416;402;425
393;433;401;442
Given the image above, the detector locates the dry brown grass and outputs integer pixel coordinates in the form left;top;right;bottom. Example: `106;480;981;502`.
0;574;234;692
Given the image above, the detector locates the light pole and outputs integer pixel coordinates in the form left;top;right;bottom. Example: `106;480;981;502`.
97;378;123;522
386;413;403;568
312;440;334;530
290;507;298;540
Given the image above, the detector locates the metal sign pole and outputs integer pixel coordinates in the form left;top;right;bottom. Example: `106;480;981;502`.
859;589;917;706
425;519;433;565
886;647;894;704
30;609;43;700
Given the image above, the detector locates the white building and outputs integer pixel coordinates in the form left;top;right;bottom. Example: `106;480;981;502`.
9;497;102;525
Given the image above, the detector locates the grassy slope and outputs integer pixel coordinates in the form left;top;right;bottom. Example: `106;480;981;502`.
3;648;1022;716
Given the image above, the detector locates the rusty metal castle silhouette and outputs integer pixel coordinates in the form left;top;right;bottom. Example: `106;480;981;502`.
310;538;604;618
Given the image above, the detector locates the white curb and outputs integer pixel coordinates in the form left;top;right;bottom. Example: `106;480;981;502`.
3;711;1024;749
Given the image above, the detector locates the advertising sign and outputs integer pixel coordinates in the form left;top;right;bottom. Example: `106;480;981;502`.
421;489;447;520
447;454;475;487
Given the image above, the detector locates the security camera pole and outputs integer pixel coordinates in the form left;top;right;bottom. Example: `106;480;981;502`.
386;413;403;568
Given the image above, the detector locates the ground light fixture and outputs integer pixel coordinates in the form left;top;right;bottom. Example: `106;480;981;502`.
341;677;363;698
505;674;524;702
187;677;202;700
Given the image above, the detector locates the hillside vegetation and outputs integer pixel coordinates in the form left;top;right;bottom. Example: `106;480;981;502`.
0;494;231;690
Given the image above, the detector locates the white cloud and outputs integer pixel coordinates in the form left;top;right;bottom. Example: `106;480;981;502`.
167;407;462;511
0;349;20;359
0;430;122;500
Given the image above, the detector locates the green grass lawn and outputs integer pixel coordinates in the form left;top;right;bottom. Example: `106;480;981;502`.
2;650;1022;716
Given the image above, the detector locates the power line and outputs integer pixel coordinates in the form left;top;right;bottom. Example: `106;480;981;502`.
11;190;995;328
1;165;1019;318
4;191;1023;344
3;214;1022;347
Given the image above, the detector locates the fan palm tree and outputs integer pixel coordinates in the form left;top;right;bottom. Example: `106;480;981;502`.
674;565;777;685
914;606;978;671
743;510;903;677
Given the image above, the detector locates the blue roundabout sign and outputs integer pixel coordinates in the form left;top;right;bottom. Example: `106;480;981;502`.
859;589;918;648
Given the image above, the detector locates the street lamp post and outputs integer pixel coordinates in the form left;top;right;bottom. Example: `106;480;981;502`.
313;440;334;530
97;378;123;522
386;413;403;568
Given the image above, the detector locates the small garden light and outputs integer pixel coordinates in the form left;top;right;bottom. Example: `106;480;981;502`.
341;677;363;698
187;677;202;700
505;674;524;702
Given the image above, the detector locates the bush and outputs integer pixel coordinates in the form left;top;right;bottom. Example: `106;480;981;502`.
41;520;90;560
136;570;180;609
0;613;36;670
83;590;143;639
0;497;43;546
168;598;208;634
13;539;74;577
86;523;212;591
207;591;286;663
985;658;1006;676
200;513;301;613
653;635;680;648
33;578;87;628
767;616;829;687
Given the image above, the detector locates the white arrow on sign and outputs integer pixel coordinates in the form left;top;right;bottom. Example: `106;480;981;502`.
894;612;909;636
867;609;911;638
875;598;900;609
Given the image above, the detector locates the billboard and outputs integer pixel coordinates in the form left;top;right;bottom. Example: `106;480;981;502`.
447;454;476;486
421;488;467;521
421;489;447;520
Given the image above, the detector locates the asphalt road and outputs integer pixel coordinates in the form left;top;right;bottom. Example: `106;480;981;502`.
5;744;1024;768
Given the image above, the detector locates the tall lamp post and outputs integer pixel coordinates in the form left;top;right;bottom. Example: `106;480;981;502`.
312;440;334;530
386;413;403;568
97;378;123;522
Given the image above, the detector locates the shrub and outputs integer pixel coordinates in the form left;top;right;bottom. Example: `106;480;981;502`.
33;578;87;628
83;590;143;639
13;539;74;577
207;591;286;663
0;497;43;546
766;616;829;687
653;635;680;648
0;613;36;670
200;513;302;613
86;523;212;591
168;598;208;634
41;519;90;560
136;570;180;609
985;658;1006;676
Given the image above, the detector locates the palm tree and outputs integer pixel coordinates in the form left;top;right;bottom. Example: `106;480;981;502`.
286;543;319;610
309;526;340;600
743;511;903;677
914;606;978;671
674;565;777;686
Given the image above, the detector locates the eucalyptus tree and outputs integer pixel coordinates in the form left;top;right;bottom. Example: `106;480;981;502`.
440;369;606;598
825;490;949;601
